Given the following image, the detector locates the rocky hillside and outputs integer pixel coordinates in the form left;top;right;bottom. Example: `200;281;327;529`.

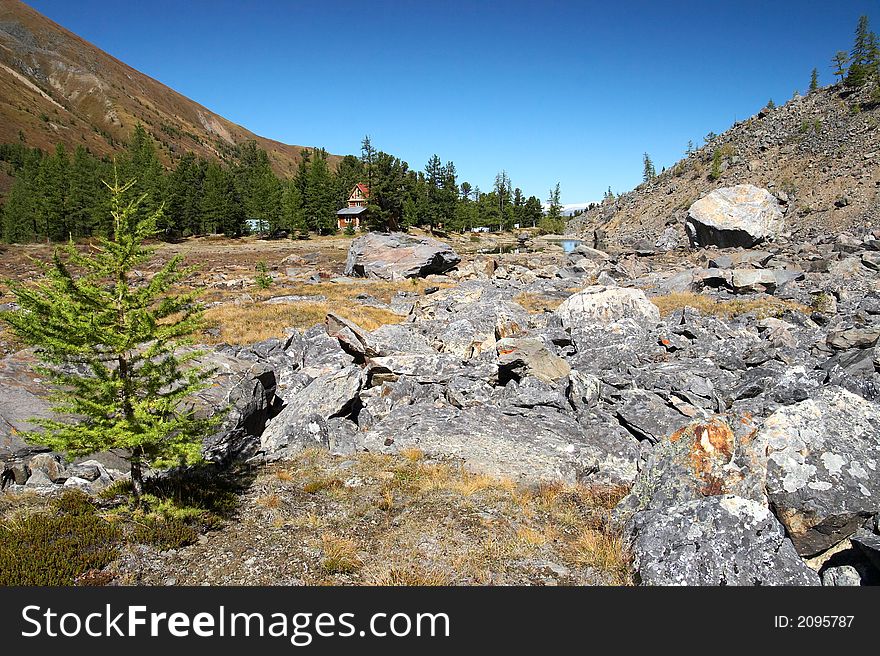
0;0;338;177
3;226;880;585
569;82;880;248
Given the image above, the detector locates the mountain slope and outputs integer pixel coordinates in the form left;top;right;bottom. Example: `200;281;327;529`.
0;0;339;176
569;83;880;247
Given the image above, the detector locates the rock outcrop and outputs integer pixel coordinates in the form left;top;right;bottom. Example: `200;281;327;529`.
344;232;461;279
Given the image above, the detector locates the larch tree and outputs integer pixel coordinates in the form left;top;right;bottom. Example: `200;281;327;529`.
1;173;214;503
846;15;879;88
832;50;850;83
642;152;656;182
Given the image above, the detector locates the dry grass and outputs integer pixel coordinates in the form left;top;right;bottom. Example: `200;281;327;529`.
651;291;810;319
110;450;634;585
255;493;281;509
370;566;451;586
275;469;294;483
200;279;452;344
202;300;403;345
513;292;566;313
258;452;634;586
320;533;362;574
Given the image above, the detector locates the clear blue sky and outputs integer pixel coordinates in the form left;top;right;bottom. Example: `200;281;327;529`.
24;0;880;203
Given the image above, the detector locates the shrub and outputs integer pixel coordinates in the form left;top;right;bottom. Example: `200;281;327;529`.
0;509;119;585
254;260;273;289
51;488;97;516
130;516;199;550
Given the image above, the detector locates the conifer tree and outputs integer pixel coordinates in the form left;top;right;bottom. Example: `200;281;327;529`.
1;173;213;502
833;51;850;83
539;183;565;234
846;15;879;87
809;67;819;92
642;152;656;182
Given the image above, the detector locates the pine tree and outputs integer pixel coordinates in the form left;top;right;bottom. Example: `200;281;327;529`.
0;173;214;502
539;183;564;234
361;135;377;195
846;15;880;88
2;151;42;242
642;152;656;182
833;51;850;83
809;67;819;92
67;145;102;238
281;180;306;237
201;162;243;236
36;144;69;242
119;125;166;225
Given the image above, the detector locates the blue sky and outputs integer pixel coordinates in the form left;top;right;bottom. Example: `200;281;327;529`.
25;0;880;203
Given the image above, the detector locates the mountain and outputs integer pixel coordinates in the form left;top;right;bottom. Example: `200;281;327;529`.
0;0;339;178
569;83;880;247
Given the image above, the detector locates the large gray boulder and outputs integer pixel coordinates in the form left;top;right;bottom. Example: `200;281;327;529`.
554;285;660;330
361;404;636;485
754;386;880;556
685;184;784;248
344;232;461;279
629;495;819;586
192;350;281;462
0;350;56;460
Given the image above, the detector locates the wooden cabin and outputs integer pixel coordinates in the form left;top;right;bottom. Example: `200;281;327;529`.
337;183;369;231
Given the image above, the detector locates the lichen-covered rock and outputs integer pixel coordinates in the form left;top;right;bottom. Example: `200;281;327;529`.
685;184;784;248
615;416;769;526
344;232;461;279
629;495;819;586
755;386;880;556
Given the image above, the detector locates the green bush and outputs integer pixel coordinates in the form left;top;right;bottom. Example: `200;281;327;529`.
0;508;119;585
130;516;199;550
51;488;98;516
254;261;273;289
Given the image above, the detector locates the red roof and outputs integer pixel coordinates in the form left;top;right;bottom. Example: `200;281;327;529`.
355;183;370;198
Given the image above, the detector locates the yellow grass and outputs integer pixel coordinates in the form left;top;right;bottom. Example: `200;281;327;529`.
200;279;452;344
370;566;451;586
259;450;634;585
651;291;810;319
320;533;362;574
513;292;565;313
255;493;281;509
565;527;632;586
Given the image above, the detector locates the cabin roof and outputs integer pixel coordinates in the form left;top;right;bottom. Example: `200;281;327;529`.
337;206;368;215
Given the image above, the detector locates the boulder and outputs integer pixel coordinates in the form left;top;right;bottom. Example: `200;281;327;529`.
754;387;880;556
0;350;56;460
616;417;767;521
259;412;330;461
197;351;280;463
614;389;692;444
344;232;461;279
628;495;819;586
28;453;67;482
555;286;660;330
496;337;570;383
826;327;880;350
361;404;619;484
685;184;784;248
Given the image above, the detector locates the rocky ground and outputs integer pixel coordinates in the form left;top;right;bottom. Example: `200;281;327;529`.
2;192;880;585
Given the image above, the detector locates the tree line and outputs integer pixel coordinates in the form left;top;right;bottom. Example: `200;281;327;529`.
1;126;556;243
